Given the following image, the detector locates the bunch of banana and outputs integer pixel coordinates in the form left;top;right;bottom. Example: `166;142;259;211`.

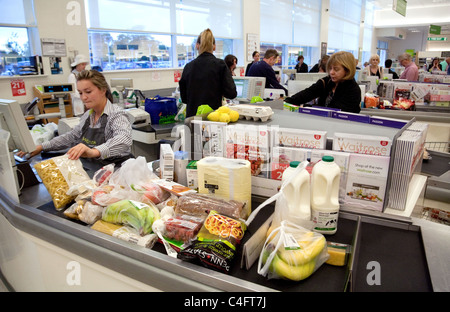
102;199;160;236
262;231;327;281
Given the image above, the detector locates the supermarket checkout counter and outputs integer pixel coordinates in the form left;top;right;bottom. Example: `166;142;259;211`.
0;109;448;292
0;171;435;292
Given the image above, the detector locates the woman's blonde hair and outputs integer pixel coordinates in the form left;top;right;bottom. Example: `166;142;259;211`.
197;28;215;54
77;69;113;102
370;54;380;62
327;51;356;81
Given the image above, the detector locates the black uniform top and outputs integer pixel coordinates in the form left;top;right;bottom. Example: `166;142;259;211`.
179;52;237;117
284;75;361;113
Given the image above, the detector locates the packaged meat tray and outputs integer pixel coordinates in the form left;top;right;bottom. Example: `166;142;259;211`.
231;104;274;122
164;215;204;243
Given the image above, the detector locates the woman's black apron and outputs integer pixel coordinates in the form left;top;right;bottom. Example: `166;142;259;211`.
81;114;133;167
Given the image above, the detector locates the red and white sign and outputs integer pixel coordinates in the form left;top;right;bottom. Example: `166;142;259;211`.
174;70;181;83
11;79;26;96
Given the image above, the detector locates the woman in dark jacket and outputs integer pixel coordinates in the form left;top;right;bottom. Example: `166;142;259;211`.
179;29;237;117
285;51;361;113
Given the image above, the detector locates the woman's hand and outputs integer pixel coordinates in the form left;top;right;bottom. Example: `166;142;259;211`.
66;143;100;160
16;145;43;159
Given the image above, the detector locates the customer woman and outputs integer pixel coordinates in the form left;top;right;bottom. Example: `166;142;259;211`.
245;51;260;76
364;54;383;78
284;51;361;113
225;54;238;76
179;28;237;117
17;70;133;165
429;57;442;73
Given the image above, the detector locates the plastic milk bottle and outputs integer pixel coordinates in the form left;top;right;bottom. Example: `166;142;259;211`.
311;156;341;234
281;161;311;221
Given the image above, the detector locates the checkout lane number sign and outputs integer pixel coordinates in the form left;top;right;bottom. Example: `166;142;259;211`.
10;79;26;97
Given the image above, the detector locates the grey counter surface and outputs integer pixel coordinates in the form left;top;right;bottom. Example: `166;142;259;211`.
1;108;447;292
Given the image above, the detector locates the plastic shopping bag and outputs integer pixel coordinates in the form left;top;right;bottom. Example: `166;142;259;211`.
144;96;178;124
103;157;168;206
34;155;91;210
257;220;329;281
30;123;57;144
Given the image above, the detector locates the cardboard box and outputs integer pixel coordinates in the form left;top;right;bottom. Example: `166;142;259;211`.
160;144;174;181
251;176;282;197
186;160;198;190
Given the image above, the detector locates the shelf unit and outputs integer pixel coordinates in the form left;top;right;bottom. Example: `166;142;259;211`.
238;108;418;214
32;86;73;124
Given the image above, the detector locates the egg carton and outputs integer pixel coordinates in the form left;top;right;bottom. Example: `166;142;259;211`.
232;104;274;122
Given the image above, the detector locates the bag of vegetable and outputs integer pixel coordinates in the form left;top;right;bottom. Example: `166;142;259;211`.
102;199;161;236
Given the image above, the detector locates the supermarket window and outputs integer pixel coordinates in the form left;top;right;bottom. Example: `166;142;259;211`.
85;0;242;70
176;35;234;68
260;43;284;66
89;31;173;70
328;0;362;57
260;0;321;67
0;0;37;76
362;0;375;65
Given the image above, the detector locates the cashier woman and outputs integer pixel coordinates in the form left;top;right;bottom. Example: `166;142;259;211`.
17;70;133;166
68;54;89;116
284;51;361;113
179;28;237;117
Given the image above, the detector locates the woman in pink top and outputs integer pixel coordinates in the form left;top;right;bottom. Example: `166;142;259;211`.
398;53;419;81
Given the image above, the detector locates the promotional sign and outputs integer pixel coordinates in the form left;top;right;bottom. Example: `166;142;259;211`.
174;70;181;83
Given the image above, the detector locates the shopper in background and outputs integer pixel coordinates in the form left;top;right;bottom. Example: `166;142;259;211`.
447;57;450;75
17;70;133;166
225;54;238;76
295;55;308;73
247;48;288;95
440;58;448;72
398;53;419;82
384;59;399;79
309;55;330;73
284;51;361;113
429;57;442;73
364;54;383;78
179;28;237;117
68;54;89;116
245;51;260;76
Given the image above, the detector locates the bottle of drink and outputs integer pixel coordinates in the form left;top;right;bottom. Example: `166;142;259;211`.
281;161;311;222
311;156;341;235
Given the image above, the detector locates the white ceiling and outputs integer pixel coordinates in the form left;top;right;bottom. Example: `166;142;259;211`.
370;0;450;34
